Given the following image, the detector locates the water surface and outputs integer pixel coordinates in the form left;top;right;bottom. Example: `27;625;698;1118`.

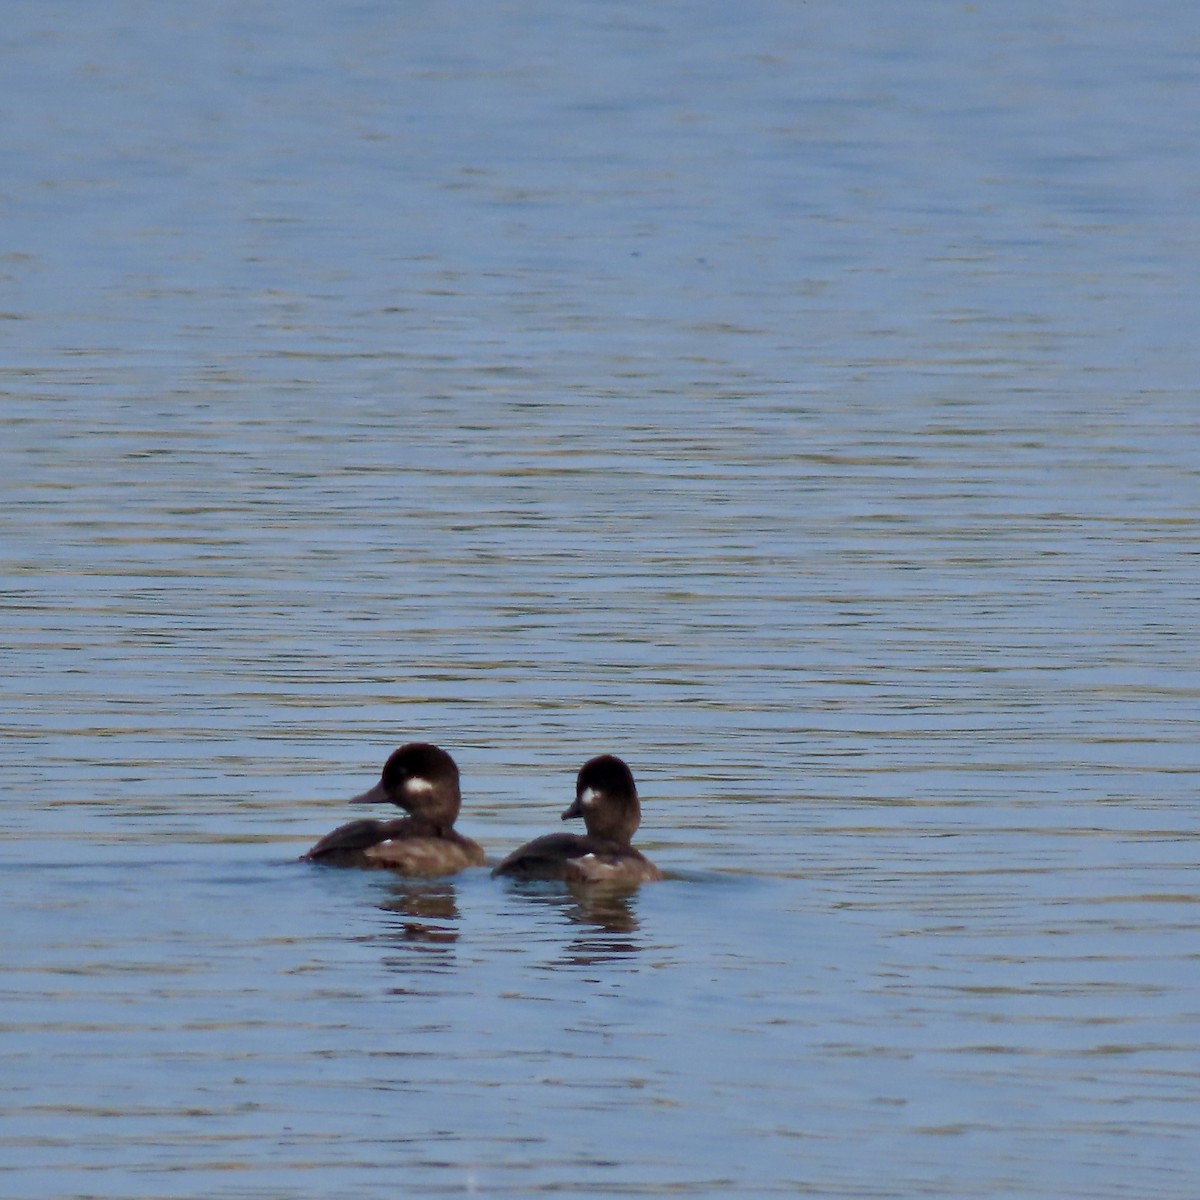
2;2;1199;1197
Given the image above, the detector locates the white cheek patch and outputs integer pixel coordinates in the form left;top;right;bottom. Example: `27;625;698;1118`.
580;787;600;809
403;777;436;798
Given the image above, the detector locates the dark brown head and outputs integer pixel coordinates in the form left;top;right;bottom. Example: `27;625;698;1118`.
561;754;641;845
349;743;462;829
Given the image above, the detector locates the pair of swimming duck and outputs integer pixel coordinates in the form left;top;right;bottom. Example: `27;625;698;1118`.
302;743;663;884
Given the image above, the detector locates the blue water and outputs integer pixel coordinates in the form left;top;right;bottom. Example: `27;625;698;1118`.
3;2;1199;1197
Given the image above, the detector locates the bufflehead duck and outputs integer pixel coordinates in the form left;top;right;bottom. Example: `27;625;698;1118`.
492;754;663;884
302;743;486;874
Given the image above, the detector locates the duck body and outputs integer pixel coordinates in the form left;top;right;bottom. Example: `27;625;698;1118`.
492;831;662;884
492;754;663;884
302;743;486;875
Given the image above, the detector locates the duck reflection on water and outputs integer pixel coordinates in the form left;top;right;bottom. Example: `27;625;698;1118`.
377;877;461;954
364;871;648;975
504;880;645;966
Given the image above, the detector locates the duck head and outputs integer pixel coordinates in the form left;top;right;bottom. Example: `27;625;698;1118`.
561;754;641;845
350;742;462;830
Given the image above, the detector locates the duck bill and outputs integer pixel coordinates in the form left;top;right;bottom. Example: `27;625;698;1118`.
561;796;585;822
349;780;389;806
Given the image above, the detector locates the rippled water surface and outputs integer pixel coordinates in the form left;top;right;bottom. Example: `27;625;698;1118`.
3;2;1199;1197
